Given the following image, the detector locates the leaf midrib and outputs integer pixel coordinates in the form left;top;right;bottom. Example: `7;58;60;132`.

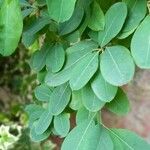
76;113;97;150
72;52;98;88
52;84;69;114
107;49;125;82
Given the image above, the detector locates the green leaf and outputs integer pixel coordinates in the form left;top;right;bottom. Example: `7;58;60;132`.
98;2;127;47
64;30;80;43
37;70;47;83
46;0;77;23
20;0;31;7
30;121;51;142
29;108;45;128
69;90;83;111
117;26;137;39
48;83;71;115
70;52;99;90
88;1;105;31
22;8;33;19
76;107;96;125
82;84;105;112
54;113;70;137
95;125;114;150
46;43;65;72
106;89;130;116
88;31;99;43
131;16;150;69
22;33;37;48
22;16;51;48
45;40;98;86
36;0;46;6
109;129;150;150
25;104;45;127
61;116;98;150
35;109;53;135
23;16;51;36
0;0;23;56
78;8;91;35
34;84;53;102
29;44;50;72
118;0;147;39
78;0;93;9
91;71;118;102
59;5;84;35
25;104;43;115
100;45;135;86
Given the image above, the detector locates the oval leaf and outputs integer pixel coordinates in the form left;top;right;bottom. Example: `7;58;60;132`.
30;122;51;142
95;125;114;150
91;71;118;102
48;83;71;115
131;15;150;69
109;129;150;150
118;0;147;39
45;40;97;86
0;0;23;56
54;113;70;137
106;88;130;116
98;2;127;47
59;5;84;35
46;43;65;73
76;107;96;125
82;84;105;112
100;45;135;86
34;84;53;102
30;44;50;72
69;90;83;111
88;1;105;31
35;109;53;134
70;52;99;90
46;0;77;23
62;117;99;150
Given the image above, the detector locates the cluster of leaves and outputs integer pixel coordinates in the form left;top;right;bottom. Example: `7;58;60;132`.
1;0;150;149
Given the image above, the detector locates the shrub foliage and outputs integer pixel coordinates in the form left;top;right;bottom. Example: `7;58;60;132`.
1;0;150;149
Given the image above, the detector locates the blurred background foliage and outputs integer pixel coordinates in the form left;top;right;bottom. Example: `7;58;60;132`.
0;43;56;150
